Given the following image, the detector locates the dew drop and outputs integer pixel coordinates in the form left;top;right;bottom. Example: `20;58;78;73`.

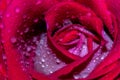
10;37;17;43
0;15;2;19
49;70;53;74
27;47;31;52
56;59;61;64
41;58;45;63
80;44;88;57
100;56;104;60
55;23;59;26
63;19;72;26
15;8;20;13
66;11;69;14
41;64;45;68
24;28;29;33
93;60;96;62
74;74;80;79
86;12;92;16
34;18;39;23
20;32;24;35
2;54;6;60
25;53;30;57
38;61;42;64
46;64;48;67
0;23;4;29
71;15;75;19
82;74;88;78
36;0;42;5
87;68;90;71
23;15;27;19
6;13;10;17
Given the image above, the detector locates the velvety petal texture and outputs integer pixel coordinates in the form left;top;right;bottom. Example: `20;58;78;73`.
0;0;120;80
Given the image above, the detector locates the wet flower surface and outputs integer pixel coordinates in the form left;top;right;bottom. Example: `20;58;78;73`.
0;0;120;80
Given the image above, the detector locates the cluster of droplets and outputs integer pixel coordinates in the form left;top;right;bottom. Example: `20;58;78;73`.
10;29;66;75
68;36;88;57
73;30;113;79
53;19;114;79
10;28;39;71
4;4;114;79
34;33;66;75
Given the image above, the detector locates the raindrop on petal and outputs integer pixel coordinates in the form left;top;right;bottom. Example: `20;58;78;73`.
36;0;42;5
15;8;20;13
10;37;17;43
41;64;45;68
6;13;10;17
34;18;39;23
41;58;45;63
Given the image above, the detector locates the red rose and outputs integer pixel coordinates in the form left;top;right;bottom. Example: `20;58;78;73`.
0;0;120;80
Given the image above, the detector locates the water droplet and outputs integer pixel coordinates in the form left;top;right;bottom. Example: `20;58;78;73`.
20;32;23;35
0;15;2;19
25;53;30;57
27;47;31;52
0;23;4;29
46;64;48;67
24;28;29;33
66;11;69;14
82;74;88;78
101;56;104;60
97;56;100;60
41;64;45;68
36;0;42;5
87;68;90;71
56;59;61;64
20;61;24;64
34;18;39;23
15;8;20;13
10;37;17;43
49;70;53;74
93;60;96;62
55;23;59;26
23;15;27;19
41;58;45;63
74;74;80;79
1;40;4;43
47;52;50;55
6;13;10;17
86;13;91;16
63;19;72;26
38;61;42;64
2;55;6;60
71;15;75;19
43;55;46;58
22;68;26;71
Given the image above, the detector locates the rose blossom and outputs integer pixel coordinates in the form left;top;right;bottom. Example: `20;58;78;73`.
0;0;120;80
